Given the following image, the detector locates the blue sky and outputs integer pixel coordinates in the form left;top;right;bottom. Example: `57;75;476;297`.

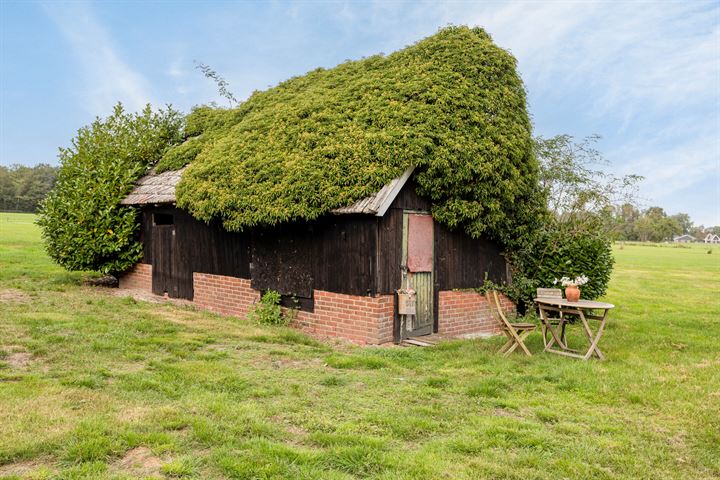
1;1;718;226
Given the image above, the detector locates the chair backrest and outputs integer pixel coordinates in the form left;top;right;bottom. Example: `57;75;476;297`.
536;288;562;298
486;290;515;332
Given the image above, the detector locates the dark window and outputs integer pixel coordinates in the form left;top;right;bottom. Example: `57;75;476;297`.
279;293;315;313
154;213;174;226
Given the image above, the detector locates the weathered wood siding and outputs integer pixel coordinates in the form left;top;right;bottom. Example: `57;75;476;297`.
434;222;507;290
140;206;251;299
137;177;508;312
141;207;250;281
251;216;377;299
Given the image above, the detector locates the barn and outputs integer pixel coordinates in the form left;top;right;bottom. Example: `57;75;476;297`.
119;166;513;344
116;26;535;344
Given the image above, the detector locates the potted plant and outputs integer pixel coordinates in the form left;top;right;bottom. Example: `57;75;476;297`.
554;275;589;302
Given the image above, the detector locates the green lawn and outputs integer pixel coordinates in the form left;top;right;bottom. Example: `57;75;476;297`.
1;212;718;480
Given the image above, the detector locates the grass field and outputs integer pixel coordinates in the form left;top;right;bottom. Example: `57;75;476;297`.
1;212;718;479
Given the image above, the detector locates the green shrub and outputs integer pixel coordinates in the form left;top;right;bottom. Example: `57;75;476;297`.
37;104;184;275
248;290;287;326
508;219;614;305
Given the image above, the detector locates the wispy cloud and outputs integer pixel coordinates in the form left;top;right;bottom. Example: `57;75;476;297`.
351;0;720;223
166;60;185;79
42;1;152;114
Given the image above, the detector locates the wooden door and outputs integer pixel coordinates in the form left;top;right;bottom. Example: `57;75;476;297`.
401;212;434;337
152;224;177;297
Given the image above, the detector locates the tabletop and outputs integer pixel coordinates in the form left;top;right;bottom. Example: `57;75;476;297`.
534;297;615;310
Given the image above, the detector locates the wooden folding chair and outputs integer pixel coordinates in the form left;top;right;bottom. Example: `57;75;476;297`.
486;290;536;356
536;288;567;348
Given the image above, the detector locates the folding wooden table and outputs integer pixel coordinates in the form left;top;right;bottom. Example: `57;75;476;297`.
534;297;614;360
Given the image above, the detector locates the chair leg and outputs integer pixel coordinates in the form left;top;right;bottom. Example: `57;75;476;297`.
517;331;533;356
498;337;514;354
504;341;520;356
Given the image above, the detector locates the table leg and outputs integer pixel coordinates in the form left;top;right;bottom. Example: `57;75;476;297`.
540;306;565;351
579;309;607;360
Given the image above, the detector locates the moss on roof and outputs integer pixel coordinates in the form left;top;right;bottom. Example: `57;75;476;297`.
156;26;541;242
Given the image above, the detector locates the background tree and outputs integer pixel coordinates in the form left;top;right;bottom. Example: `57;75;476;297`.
0;164;59;212
669;213;692;235
506;135;642;306
37;103;184;275
612;206;692;242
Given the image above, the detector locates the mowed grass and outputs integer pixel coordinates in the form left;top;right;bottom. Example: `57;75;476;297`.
0;212;718;479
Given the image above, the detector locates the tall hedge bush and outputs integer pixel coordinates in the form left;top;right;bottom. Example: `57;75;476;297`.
156;26;542;245
37;104;184;275
506;218;614;307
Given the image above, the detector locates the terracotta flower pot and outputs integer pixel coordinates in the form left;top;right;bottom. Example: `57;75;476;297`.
565;285;580;302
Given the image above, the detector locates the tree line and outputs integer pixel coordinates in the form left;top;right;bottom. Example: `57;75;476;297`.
0;163;59;212
608;204;719;242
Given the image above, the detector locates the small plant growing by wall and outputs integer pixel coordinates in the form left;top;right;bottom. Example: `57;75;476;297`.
248;290;288;326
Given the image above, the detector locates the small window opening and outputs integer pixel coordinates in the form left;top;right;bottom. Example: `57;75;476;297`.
154;213;174;226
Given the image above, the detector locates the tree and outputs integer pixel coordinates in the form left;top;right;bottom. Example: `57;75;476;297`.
631;207;681;242
669;213;692;235
612;203;641;240
0;163;59;212
504;134;642;305
534;134;642;222
37;103;184;275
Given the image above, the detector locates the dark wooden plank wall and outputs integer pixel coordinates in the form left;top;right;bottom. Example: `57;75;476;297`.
251;223;316;298
140;206;251;299
140;209;154;264
138;176;507;308
141;207;251;280
251;216;378;299
435;223;507;290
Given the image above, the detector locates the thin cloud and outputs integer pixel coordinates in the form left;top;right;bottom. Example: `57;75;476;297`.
42;2;152;114
167;60;185;79
385;0;720;223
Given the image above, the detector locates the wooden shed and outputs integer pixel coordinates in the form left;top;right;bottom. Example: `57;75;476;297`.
119;166;512;344
116;27;534;344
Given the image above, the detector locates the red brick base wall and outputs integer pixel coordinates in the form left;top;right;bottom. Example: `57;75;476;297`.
437;290;514;337
191;273;394;344
118;263;152;291
192;273;260;318
191;272;393;344
293;291;395;345
119;266;513;344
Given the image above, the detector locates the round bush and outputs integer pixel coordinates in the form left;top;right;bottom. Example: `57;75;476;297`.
37;104;183;275
509;220;614;305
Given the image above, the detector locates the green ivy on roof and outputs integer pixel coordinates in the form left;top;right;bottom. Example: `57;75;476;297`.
156;26;543;244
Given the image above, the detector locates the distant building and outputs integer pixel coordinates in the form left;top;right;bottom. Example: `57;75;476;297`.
673;234;696;243
704;233;720;244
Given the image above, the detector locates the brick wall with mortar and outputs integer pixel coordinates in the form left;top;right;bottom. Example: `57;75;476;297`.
120;267;512;344
118;263;152;291
292;290;395;345
437;290;514;337
192;272;395;345
192;273;261;318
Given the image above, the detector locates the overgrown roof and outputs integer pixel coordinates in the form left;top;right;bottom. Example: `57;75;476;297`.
155;26;542;242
